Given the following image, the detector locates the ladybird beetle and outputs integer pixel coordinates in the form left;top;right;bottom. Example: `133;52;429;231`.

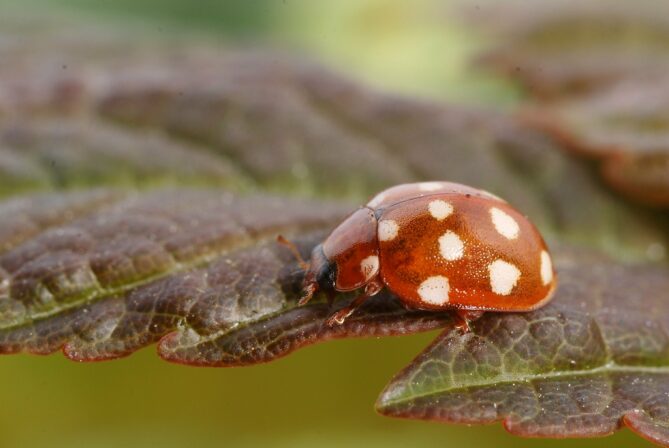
280;181;557;329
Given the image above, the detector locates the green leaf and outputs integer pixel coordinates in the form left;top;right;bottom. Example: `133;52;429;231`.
377;247;669;442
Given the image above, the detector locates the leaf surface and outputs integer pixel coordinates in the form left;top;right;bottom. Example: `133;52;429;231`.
0;189;361;359
377;248;669;441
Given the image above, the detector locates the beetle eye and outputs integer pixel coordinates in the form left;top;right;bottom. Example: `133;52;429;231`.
328;264;337;285
317;260;336;287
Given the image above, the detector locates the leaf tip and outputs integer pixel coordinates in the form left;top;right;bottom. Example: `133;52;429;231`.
375;378;411;415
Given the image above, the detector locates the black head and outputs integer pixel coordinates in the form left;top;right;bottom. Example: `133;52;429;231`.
298;243;336;305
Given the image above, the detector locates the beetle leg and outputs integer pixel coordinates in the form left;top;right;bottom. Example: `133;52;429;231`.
454;309;484;333
298;282;318;306
276;235;309;271
325;278;383;326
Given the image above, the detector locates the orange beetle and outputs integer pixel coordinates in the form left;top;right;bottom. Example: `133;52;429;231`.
282;182;557;328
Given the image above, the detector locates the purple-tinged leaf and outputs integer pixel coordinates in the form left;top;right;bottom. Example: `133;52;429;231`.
157;288;452;367
0;189;124;253
0;189;448;361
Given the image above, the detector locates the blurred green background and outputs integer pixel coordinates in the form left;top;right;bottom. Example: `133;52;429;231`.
0;1;644;447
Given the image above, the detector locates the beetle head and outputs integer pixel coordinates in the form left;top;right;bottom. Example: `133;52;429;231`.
299;243;335;305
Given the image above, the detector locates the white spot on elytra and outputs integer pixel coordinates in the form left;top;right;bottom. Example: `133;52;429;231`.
438;231;464;261
540;251;553;285
488;259;521;295
490;207;519;239
428;200;453;221
367;192;386;208
417;276;450;305
360;255;379;281
378;219;399;241
419;182;443;192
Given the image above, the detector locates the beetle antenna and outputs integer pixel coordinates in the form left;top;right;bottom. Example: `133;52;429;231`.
277;235;309;271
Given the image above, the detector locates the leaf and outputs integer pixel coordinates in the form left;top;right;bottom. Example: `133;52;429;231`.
0;189;449;361
522;80;669;208
0;189;124;253
157;286;452;367
377;247;669;442
469;0;669;99
603;153;669;209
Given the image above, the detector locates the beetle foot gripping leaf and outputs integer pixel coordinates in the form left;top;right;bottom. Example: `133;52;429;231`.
376;249;669;444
